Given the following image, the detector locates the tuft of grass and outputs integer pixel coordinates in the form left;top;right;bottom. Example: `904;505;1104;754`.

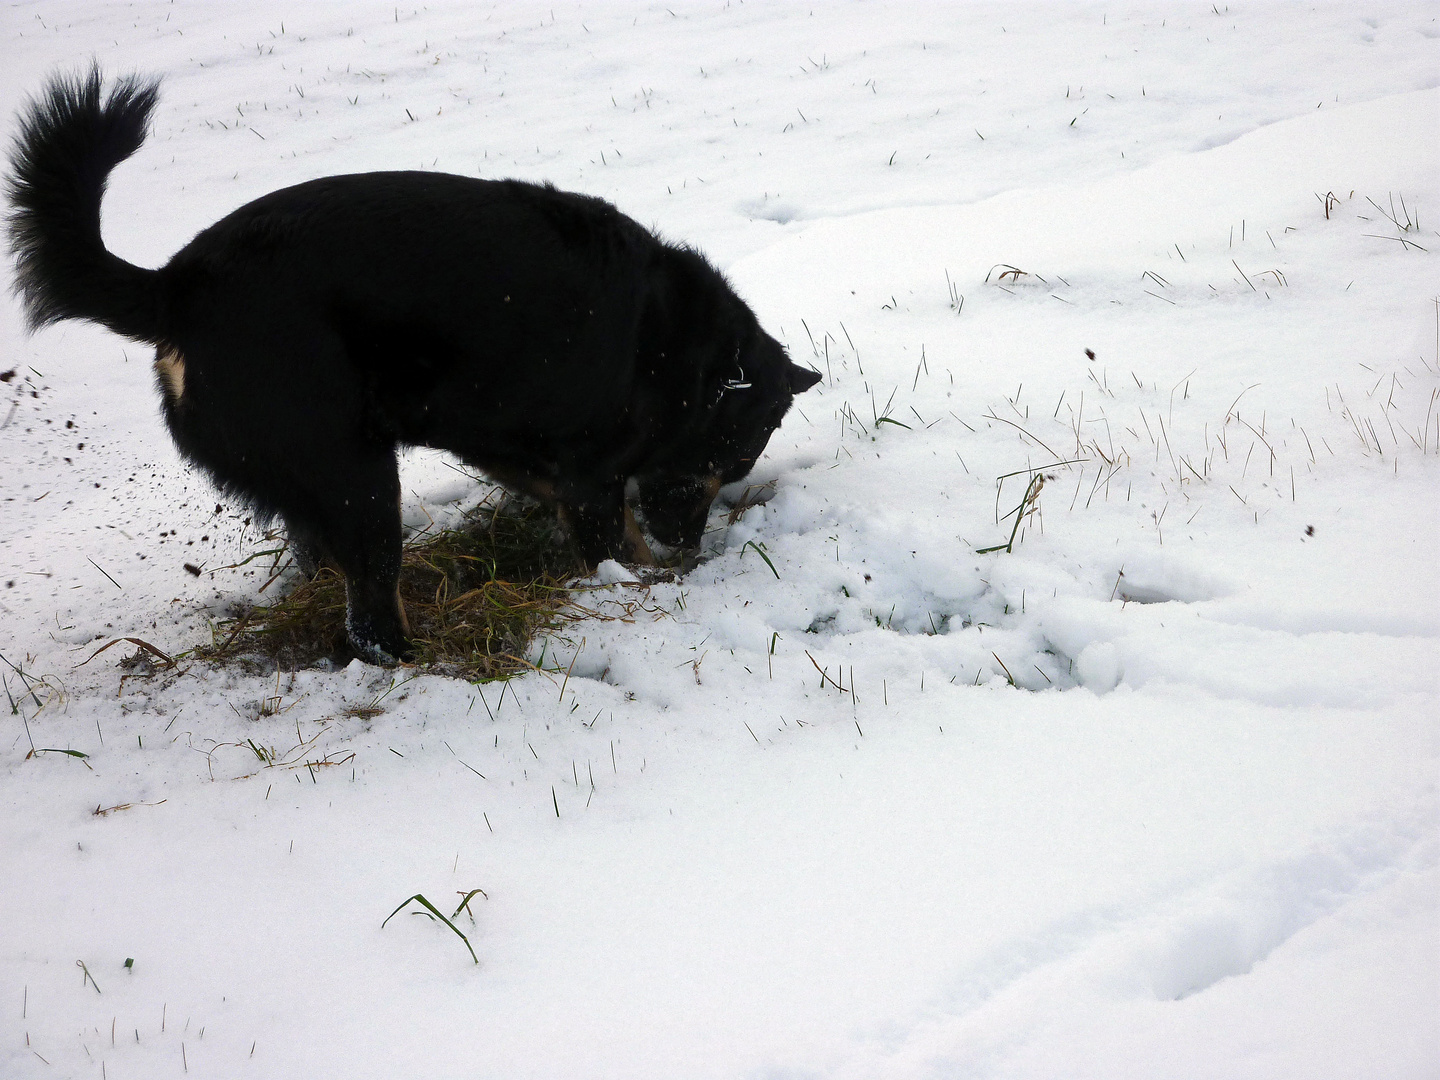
382;893;480;965
2;650;65;724
945;269;964;314
985;263;1030;285
196;495;592;679
977;472;1047;555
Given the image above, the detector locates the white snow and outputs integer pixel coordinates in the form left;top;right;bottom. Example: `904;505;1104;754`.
2;3;1437;1078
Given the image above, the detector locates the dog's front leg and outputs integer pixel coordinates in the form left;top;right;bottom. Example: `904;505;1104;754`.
621;504;657;566
560;488;655;567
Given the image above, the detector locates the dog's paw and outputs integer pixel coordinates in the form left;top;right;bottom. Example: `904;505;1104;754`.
349;638;411;667
345;613;412;667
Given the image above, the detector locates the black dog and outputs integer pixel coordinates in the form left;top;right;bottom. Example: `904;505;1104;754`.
7;69;820;663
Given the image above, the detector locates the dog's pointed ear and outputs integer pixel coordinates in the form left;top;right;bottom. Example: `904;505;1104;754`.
787;363;822;394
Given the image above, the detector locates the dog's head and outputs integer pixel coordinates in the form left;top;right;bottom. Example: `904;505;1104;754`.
636;329;821;551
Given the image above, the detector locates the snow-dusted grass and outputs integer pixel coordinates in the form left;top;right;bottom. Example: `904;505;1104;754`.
2;3;1437;1077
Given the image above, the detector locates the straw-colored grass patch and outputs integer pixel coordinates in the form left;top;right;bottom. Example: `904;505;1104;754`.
197;495;597;679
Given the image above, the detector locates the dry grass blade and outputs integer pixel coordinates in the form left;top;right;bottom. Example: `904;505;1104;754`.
79;636;176;669
196;497;590;679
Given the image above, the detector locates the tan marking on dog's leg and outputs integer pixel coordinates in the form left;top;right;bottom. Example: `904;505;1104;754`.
623;505;657;565
154;346;186;403
482;466;555;503
524;476;556;502
396;584;411;636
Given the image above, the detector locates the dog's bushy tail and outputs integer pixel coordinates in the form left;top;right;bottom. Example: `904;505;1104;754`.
6;66;164;342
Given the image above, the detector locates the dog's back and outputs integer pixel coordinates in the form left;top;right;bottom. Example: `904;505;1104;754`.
167;173;653;430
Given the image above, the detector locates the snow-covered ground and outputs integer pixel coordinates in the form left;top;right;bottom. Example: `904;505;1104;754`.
2;3;1437;1077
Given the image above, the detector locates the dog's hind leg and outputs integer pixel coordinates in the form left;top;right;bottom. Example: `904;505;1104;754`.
305;454;411;665
161;324;410;662
283;520;324;579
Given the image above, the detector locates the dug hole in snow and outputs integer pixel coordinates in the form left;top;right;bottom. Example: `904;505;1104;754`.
1;4;1437;1078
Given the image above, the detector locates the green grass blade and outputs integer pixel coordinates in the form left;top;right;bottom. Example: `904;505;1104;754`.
742;540;780;579
382;893;479;965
